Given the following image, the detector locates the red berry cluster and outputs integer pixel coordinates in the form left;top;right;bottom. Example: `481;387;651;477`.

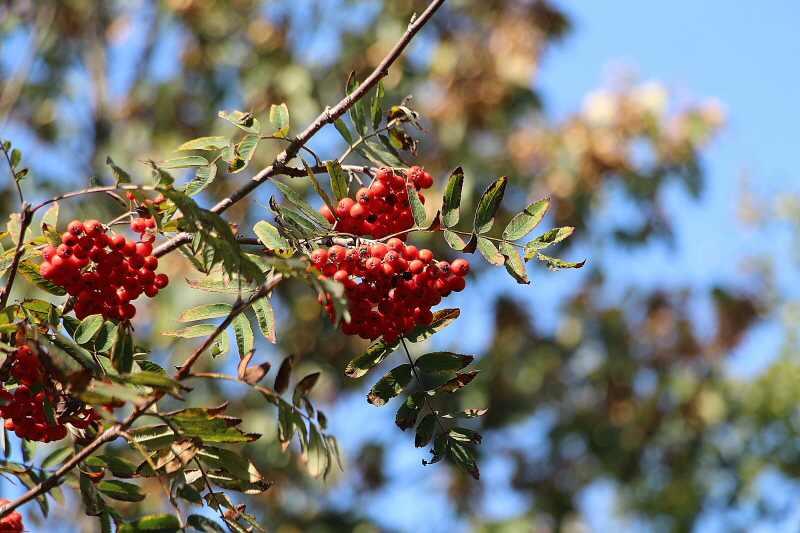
0;345;68;442
319;166;433;239
0;499;23;532
38;219;169;321
0;344;118;443
312;238;470;343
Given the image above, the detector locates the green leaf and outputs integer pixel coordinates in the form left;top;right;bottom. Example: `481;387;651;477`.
178;165;217;197
277;400;296;451
306;424;328;478
502;198;550;240
41;447;72;469
7;212;25;246
499;241;529;284
21;437;36;463
345;338;400;378
85;455;137;478
326;160;349;202
156;156;209;169
300;156;335;214
423;432;449;466
477;236;505;265
94;321;117;352
395;391;426;430
41;202;59;231
217;110;260;134
347;77;368;137
450;441;480;480
175;136;232;151
414;414;436;448
442;167;464;228
269;103;290;136
41;223;61;247
367;364;413;406
333;118;353;145
111;322;134;374
161;324;219;338
97;480;146;502
232;314;254;358
370;95;382;130
274;180;329;226
74;314;104;345
128;425;176;452
523;226;575;258
443;229;467;251
273;204;318;239
177;303;232;322
10;148;21;167
429;371;480;396
186;277;253;294
252;297;276;343
253;220;291;250
448;427;483;445
187;515;226;533
17;259;66;295
415;352;474;374
232;134;260;170
176;485;204;507
117;514;181;533
359;140;403;167
118;372;182;395
404;308;460;343
164;189;265;285
406;184;426;226
533;253;586;271
106;157;131;185
473;176;508;234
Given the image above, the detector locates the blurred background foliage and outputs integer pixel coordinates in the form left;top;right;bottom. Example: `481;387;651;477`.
0;1;795;532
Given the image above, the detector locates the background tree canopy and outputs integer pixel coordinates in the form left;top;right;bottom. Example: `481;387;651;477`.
2;1;800;532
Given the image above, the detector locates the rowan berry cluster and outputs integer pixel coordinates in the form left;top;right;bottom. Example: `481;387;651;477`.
0;344;117;443
38;218;169;321
312;237;470;343
0;498;23;532
319;166;433;239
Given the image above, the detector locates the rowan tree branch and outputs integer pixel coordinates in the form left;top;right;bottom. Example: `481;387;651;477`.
152;0;446;258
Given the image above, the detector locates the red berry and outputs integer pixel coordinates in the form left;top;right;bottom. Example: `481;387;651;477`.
328;245;346;263
130;217;146;233
320;204;335;223
67;220;85;236
153;273;169;289
451;258;470;276
109;234;126;251
83;219;104;237
310;248;328;266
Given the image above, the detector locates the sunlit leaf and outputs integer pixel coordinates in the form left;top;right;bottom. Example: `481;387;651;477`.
217;110;260;134
326;159;349;201
345;339;400;378
404;308;460;343
473;176;508;234
442;167;464;228
499;241;529;284
502;198;550;240
117;514;181;533
175;136;232;151
367;364;413;406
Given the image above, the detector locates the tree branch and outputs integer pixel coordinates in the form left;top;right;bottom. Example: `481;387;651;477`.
152;0;446;257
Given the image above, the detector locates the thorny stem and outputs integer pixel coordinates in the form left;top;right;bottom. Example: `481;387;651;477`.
0;0;448;518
